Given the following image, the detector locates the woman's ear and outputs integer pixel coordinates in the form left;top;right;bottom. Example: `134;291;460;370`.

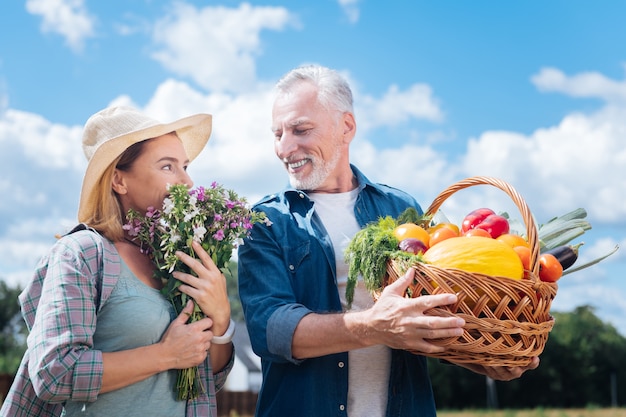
111;169;128;195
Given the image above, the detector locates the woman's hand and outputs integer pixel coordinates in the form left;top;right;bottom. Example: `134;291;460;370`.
173;241;231;336
173;243;235;372
159;300;214;369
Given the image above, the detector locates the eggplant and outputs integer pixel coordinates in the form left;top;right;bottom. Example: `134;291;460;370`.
543;242;583;270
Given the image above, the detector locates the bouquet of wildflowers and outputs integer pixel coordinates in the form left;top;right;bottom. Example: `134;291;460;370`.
124;182;268;401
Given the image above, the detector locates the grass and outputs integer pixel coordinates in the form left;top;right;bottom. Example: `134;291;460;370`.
438;408;626;417
223;408;626;417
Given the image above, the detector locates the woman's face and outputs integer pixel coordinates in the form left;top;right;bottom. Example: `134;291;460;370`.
114;133;193;215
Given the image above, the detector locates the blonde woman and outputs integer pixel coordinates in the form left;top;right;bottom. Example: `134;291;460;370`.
1;106;234;417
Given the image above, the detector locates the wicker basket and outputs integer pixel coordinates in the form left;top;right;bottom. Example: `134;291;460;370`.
383;176;557;367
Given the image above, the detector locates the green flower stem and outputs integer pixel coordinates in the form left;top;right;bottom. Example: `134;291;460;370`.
175;299;205;401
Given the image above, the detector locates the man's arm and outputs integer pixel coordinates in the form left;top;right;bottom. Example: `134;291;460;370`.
292;268;540;381
292;269;466;358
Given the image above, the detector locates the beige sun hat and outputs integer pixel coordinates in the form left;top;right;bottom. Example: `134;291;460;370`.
78;106;212;222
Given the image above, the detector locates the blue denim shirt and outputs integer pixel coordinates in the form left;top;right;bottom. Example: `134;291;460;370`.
238;166;437;417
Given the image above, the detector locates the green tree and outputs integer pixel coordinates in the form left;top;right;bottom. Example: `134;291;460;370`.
428;357;487;409
429;305;626;409
500;305;626;408
0;281;27;374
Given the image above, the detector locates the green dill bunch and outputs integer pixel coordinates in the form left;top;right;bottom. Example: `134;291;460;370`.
344;216;398;307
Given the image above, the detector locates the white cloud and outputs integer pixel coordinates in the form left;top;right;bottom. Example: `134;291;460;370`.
0;177;48;213
25;0;95;52
0;217;76;287
0;110;85;242
552;281;626;337
352;140;457;202
583;237;623;263
356;83;444;131
0;109;84;170
531;66;626;104
151;3;295;93
338;0;360;24
457;105;626;224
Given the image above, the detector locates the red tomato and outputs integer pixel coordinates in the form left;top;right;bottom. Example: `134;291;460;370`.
428;222;460;236
539;253;563;282
429;227;459;247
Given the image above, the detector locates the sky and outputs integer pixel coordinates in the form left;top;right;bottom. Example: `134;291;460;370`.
1;1;625;335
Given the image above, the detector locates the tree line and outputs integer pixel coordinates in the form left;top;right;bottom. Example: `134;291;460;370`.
1;274;624;409
429;305;626;409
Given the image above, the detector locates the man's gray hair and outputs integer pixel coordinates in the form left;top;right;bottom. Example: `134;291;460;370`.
275;65;354;115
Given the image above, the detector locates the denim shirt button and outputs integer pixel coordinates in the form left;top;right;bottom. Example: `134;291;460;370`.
339;404;345;411
289;264;295;271
338;361;345;368
299;192;305;198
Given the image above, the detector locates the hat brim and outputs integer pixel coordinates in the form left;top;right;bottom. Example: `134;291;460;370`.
77;113;212;222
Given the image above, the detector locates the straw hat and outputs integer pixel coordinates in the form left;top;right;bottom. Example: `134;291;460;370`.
78;106;212;222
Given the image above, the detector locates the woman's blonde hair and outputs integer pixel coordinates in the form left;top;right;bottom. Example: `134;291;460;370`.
80;140;148;241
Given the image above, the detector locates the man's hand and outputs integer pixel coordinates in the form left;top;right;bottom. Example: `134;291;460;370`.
459;357;540;381
363;268;465;353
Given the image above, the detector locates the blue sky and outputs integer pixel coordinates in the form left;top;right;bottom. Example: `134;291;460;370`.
1;1;625;335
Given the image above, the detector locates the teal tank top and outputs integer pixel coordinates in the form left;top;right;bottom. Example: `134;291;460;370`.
62;259;186;416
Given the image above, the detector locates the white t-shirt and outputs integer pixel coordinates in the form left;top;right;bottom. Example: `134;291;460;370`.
308;189;391;417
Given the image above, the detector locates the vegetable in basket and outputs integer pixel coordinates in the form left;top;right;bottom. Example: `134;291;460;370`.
422;236;524;280
345;204;619;306
542;243;583;271
461;208;510;238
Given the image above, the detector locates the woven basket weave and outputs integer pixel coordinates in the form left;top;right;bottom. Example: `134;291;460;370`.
383;176;557;367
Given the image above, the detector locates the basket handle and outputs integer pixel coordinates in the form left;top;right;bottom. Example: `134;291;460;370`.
424;176;540;276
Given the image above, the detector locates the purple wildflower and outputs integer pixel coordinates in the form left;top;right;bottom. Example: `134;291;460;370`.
146;206;158;218
188;186;204;201
213;229;225;241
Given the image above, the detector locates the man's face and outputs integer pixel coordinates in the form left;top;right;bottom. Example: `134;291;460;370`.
271;82;347;192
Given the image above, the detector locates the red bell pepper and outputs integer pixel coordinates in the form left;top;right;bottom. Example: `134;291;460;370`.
461;208;509;238
474;214;510;238
461;208;495;233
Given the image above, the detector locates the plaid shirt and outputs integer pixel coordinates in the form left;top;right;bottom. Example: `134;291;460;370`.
0;229;232;417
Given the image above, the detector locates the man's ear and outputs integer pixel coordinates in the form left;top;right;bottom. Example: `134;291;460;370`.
342;112;356;143
111;169;127;195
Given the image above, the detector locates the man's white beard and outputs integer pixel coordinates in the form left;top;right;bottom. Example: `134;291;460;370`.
289;149;341;191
